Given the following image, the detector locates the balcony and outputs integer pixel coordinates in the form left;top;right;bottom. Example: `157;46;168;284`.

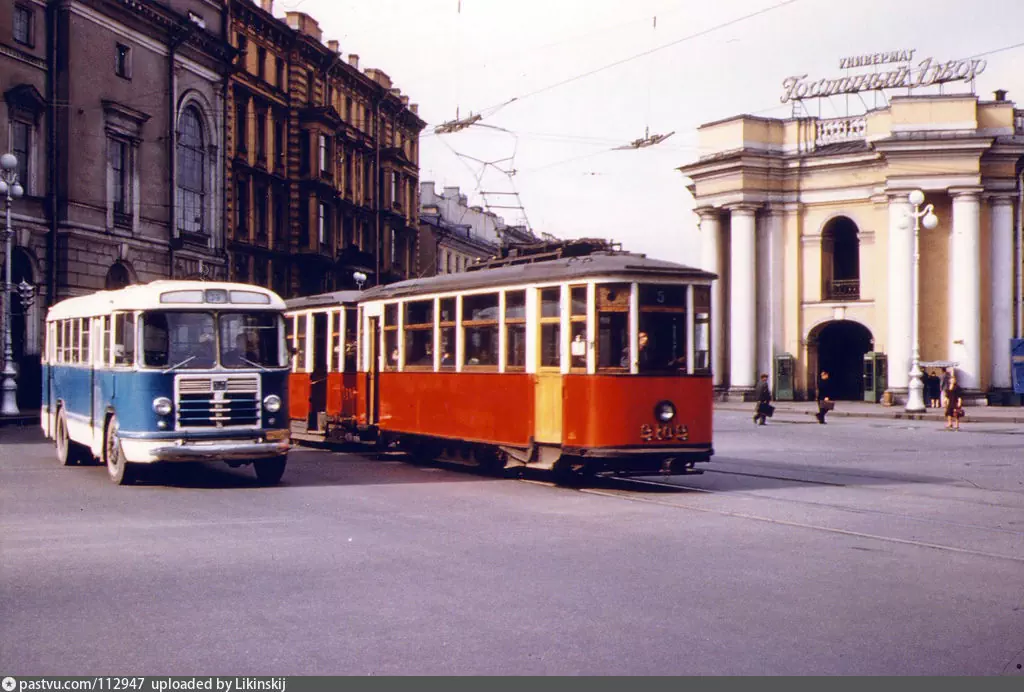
815;117;866;147
824;279;860;301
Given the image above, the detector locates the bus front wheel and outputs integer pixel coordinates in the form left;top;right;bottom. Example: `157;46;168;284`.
105;415;137;485
253;456;287;485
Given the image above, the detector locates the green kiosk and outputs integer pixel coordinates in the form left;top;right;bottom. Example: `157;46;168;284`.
863;352;888;402
773;353;795;401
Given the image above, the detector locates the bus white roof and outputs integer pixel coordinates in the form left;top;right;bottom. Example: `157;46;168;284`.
45;281;287;321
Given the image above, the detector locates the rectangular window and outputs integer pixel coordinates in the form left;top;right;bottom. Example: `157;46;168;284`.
235;99;248;153
318;134;329;176
113;312;136;367
273;118;284;170
569;285;587;371
693;285;711;373
13;4;33;46
345;96;352;122
504;290;526;370
403;300;434;369
539;287;561;369
110;138;130;224
255;184;268;241
235;179;249;238
257;46;267;80
275;57;285;89
255;110;266;162
597;283;630;371
115;43;132;79
317;202;327;246
306;70;315;104
11;120;30;191
236;33;247;63
273;187;286;244
438;298;456;370
638;284;687;373
383;303;399;370
463;293;499;369
343;307;358;372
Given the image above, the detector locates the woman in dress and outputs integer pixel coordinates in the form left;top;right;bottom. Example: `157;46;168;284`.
943;372;964;431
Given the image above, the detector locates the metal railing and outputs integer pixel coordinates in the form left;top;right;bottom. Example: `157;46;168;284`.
815;117;867;147
824;279;860;301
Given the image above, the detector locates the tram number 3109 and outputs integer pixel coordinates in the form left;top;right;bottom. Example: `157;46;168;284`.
640;424;689;442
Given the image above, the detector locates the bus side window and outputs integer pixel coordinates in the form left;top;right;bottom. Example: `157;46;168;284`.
82;318;92;365
101;316;112;366
114;312;136;367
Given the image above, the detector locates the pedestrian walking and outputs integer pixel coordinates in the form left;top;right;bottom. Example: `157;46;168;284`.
815;370;834;424
943;372;965;431
753;373;772;426
926;369;942;409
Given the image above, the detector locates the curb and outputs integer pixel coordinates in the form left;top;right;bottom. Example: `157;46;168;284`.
715;405;1024;425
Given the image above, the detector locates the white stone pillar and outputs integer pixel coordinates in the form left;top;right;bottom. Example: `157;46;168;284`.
767;206;786;389
989;195;1014;390
698;207;724;388
950;188;982;391
887;195;913;393
728;204;758;392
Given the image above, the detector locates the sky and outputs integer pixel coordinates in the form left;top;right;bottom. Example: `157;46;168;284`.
273;0;1024;265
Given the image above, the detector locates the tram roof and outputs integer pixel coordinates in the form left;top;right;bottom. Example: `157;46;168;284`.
46;281;287;321
357;252;717;302
284;290;363;311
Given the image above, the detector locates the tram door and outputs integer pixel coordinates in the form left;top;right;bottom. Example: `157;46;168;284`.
366;316;380;425
534;373;563;444
309;312;329;431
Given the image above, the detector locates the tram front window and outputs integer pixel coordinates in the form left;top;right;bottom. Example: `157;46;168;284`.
220;313;286;369
142;312;216;369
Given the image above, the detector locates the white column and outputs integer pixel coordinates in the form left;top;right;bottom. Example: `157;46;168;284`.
765;206;785;390
950;188;982;391
990;195;1014;389
698;208;724;387
728;204;758;391
886;195;913;392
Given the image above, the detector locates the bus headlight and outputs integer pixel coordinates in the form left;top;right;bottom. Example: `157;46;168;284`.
654;400;676;423
263;394;282;413
152;397;173;416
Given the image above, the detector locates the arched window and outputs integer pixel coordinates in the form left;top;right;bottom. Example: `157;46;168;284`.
177;105;205;237
105;262;131;290
821;216;860;301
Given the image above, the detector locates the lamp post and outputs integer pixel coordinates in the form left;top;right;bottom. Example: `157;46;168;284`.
353;271;367;290
904;189;939;413
1;152;25;417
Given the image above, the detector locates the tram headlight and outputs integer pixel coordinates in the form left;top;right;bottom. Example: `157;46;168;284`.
654;400;676;423
263;394;282;413
152;397;173;416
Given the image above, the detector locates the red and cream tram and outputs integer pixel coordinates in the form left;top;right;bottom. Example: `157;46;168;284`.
286;251;716;480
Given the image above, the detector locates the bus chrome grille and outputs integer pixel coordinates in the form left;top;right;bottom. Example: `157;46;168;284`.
175;375;261;429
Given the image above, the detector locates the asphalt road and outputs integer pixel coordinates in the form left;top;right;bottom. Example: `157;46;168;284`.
1;413;1022;676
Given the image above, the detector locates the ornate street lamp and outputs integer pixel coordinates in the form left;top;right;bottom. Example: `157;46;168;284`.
353;271;367;290
0;152;25;417
905;189;939;413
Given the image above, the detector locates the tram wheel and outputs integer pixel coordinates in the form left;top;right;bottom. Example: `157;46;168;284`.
55;408;91;466
551;457;591;487
253;456;287;485
104;415;137;485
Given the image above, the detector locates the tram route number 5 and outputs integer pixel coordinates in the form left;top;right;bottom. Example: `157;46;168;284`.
640;423;689;442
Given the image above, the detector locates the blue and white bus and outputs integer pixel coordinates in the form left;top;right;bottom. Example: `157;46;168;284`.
41;281;291;485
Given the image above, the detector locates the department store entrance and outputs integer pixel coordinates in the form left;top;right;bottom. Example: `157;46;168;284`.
809;321;874;400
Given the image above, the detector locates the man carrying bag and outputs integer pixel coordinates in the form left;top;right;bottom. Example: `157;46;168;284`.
753;373;773;426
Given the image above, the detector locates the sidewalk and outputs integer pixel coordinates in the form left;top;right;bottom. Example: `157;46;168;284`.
0;409;40;428
716;399;1024;424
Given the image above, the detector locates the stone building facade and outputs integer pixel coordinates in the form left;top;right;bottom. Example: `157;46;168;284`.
1;0;232;410
416;181;539;277
679;92;1024;405
225;0;424;298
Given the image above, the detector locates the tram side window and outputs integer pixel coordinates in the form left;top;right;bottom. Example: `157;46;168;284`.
383;303;399;370
693;285;711;373
462;293;498;368
597;284;629;371
539;287;561;368
343;307;357;372
113;312;136;367
294;315;308;373
404;300;434;368
438;298;455;369
330;311;343;372
505;290;526;370
569;285;587;371
638;284;687;373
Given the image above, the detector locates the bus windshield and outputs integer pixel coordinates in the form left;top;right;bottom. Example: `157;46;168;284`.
219;312;286;369
142;312;216;369
140;311;285;370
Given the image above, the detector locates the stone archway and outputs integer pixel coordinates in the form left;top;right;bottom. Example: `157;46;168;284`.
808;320;874;400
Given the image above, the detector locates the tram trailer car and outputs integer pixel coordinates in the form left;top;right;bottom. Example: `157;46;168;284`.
42;281;292;485
289;253;716;481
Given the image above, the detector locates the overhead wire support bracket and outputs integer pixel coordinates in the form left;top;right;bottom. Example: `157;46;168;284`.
433;113;483;135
